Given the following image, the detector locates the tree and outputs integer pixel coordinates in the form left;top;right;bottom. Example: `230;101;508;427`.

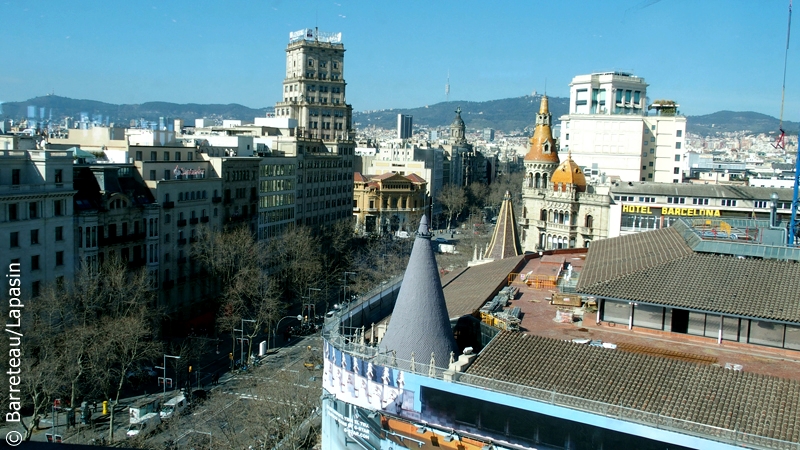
16;257;162;442
437;184;467;229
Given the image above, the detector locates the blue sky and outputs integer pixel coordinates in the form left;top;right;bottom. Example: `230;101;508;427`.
1;0;798;119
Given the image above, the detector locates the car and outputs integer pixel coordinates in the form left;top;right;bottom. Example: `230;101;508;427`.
126;412;161;438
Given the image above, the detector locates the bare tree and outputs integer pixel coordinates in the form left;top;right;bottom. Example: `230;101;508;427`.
437;184;467;230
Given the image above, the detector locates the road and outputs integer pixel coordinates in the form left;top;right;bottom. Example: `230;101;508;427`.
5;333;322;447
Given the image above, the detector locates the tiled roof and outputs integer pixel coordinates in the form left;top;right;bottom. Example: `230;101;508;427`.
576;227;693;288
405;173;426;183
577;227;800;323
610;182;795;202
379;216;459;368
484;192;522;261
442;256;526;319
465;332;800;444
354;172;368;183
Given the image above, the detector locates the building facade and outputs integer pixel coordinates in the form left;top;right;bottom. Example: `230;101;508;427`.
520;97;612;251
0;147;76;297
559;72;686;183
352;172;427;234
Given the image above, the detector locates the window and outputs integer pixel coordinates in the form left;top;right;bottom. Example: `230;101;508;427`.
175;151;181;161
31;281;40;298
29;202;38;219
754;200;768;208
150;170;156;181
667;197;686;204
673;167;680;174
12;169;20;185
151;151;157;161
165;214;171;224
677;130;683;137
135;151;143;161
693;198;710;205
31;255;40;271
56;251;64;266
722;199;737;207
55;226;63;241
30;229;39;245
675;155;681;162
163;151;170;162
8;203;18;221
676;142;682;149
54;200;64;216
164;169;170;180
648;161;653;167
55;169;63;183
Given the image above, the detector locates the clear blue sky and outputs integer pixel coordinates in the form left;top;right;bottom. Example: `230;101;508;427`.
2;0;798;120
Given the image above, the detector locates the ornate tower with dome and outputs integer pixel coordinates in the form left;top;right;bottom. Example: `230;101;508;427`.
519;96;612;252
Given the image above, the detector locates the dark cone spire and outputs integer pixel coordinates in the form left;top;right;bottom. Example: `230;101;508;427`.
379;215;458;370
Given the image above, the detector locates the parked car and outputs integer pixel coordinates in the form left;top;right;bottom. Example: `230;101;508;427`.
126;412;161;438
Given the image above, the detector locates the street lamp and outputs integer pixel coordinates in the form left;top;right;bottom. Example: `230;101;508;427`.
272;315;303;352
155;354;181;395
342;272;357;334
306;287;321;322
235;319;256;369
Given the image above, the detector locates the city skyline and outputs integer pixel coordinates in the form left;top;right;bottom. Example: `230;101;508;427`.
2;0;798;120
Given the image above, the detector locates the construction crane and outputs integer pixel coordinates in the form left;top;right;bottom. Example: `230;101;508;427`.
773;1;792;150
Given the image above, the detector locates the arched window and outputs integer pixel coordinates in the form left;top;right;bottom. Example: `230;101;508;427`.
534;173;541;188
540;209;547;221
564;212;570;225
585;215;594;228
558;211;564;224
542;173;548;187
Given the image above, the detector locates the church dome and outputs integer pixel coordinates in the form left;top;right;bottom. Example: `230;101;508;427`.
551;156;587;192
524;96;559;163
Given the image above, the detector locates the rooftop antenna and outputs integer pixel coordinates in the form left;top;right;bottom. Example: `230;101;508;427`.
544;78;547;96
445;70;450;102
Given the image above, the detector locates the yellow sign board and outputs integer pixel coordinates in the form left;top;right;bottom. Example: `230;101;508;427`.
622;204;721;217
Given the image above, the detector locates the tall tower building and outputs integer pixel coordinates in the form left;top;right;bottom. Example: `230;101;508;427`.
523;95;560;189
275;28;353;142
559;72;686;183
397;114;412;139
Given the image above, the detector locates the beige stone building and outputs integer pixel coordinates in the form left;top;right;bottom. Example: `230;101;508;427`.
519;97;612;251
352;172;427;234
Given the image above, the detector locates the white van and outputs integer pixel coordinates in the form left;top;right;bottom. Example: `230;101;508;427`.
126;412;161;438
160;394;187;420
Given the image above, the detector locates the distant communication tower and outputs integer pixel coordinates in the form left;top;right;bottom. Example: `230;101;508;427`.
445;70;450;102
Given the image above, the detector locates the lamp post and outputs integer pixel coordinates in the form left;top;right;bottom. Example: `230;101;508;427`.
272;315;303;351
235;319;256;369
306;287;321;323
155;354;181;395
342;272;357;333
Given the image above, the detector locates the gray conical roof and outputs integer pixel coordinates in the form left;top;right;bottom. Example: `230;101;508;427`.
379;215;459;371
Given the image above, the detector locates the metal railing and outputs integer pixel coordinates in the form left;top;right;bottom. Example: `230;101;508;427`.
322;319;800;450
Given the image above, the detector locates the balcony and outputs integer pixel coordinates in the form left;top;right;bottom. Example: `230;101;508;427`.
163;201;175;209
177;238;187;246
200;216;209;223
189;217;199;225
212;196;222;203
177;219;187;227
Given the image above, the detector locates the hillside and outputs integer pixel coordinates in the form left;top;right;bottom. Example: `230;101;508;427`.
353;95;570;135
1;95;794;137
685;110;798;136
0;95;270;125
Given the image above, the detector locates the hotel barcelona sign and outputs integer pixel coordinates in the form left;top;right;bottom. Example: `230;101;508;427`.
622;204;721;217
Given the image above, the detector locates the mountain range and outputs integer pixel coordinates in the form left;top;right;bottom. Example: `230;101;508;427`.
1;95;795;137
